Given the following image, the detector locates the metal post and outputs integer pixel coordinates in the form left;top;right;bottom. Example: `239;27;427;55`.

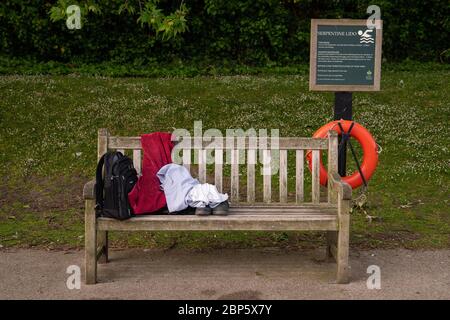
334;92;352;176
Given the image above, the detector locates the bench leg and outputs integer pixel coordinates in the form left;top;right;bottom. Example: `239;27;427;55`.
85;199;97;284
97;231;109;264
336;214;350;284
326;231;337;260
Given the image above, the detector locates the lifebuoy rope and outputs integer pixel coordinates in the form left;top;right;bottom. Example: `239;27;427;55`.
336;121;368;188
376;143;383;154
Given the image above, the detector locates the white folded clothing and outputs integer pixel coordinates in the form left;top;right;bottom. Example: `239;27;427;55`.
186;183;228;208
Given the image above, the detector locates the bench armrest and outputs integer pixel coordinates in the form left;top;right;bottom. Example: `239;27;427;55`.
329;173;352;201
83;179;96;200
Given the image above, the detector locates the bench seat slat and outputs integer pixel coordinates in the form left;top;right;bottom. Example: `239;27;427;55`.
231;203;337;208
97;213;338;231
99;213;337;220
97;206;338;231
225;212;335;216
230;208;337;215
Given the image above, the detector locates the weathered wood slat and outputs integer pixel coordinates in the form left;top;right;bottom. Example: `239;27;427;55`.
337;195;351;283
182;149;191;172
99;214;337;220
247;149;256;203
296;150;304;203
327;131;339;203
98;128;108;161
228;208;336;213
98;213;337;219
107;136;141;149
97;216;338;231
124;207;337;214
108;136;328;150
263;150;271;203
215;149;223;192
96;129;109;268
230;201;336;209
198;149;206;183
218;215;336;220
133;149;141;175
279;150;288;203
231;149;239;203
85;199;97;284
225;212;336;216
231;203;337;208
312;150;321;203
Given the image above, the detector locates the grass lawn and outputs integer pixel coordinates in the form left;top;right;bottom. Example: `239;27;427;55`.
0;66;449;250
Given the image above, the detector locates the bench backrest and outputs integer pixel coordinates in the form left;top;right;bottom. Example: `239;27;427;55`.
98;129;339;205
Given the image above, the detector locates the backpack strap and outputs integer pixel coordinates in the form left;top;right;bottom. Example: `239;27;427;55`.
95;153;107;211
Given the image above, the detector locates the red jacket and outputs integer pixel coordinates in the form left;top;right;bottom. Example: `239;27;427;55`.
128;132;174;214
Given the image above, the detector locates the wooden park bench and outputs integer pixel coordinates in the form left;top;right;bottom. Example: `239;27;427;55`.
83;128;352;284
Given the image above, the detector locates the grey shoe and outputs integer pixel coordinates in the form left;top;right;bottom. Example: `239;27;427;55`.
195;206;212;216
212;201;229;215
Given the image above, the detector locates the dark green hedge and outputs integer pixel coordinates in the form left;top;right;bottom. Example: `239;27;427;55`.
1;0;449;66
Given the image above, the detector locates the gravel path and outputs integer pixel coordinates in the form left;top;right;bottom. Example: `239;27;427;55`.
1;248;449;299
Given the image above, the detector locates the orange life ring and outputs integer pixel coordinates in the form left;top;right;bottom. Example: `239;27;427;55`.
306;120;378;189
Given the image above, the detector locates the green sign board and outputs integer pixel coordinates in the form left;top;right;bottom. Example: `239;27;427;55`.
309;19;382;91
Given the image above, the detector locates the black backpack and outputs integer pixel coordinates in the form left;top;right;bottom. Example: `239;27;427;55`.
95;151;138;220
